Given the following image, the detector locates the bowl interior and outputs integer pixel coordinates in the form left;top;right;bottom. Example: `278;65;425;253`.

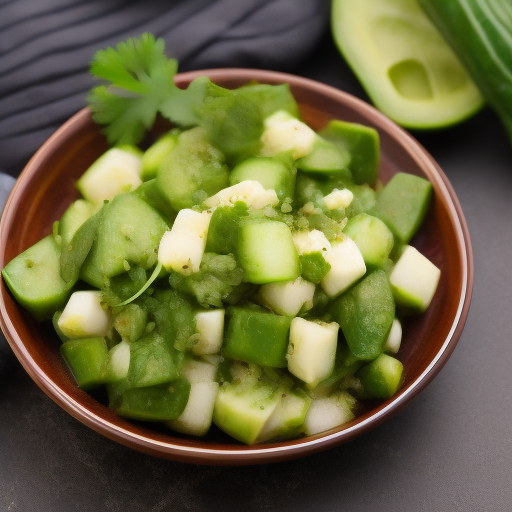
0;69;472;464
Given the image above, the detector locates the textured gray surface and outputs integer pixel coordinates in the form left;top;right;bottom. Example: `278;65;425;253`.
1;31;512;512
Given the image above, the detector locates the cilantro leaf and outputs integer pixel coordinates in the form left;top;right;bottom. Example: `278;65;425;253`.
87;33;181;145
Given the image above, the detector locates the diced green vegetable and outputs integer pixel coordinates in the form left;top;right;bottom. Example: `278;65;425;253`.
373;172;433;244
60;337;110;390
331;0;484;128
320;120;380;185
330;270;395;360
223;307;292;368
238;219;300;284
2;235;74;320
357;353;403;399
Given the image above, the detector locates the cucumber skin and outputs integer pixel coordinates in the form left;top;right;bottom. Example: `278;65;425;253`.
420;0;512;143
2;235;74;321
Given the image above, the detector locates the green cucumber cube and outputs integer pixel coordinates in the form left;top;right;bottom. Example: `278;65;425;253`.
299;251;331;284
113;303;147;342
295;137;351;175
343;213;394;268
2;235;74;320
116;378;191;421
204;202;249;255
58;199;95;249
80;193;168;288
156;127;229;211
60;336;109;390
213;373;283;444
128;334;182;388
141;131;179;181
320;119;380;185
330;270;395;360
257;388;311;442
258;277;315;317
357;354;403;399
229;156;296;201
373;172;433;244
223;307;292;368
238;219;300;284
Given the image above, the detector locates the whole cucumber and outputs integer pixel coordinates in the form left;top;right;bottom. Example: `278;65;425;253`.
420;0;512;143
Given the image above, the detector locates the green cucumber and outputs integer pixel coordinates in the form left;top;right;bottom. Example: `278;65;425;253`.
156;127;229;211
223;307;292;368
229;156;296;201
357;353;403;399
141;130;179;181
58;199;95;249
420;0;512;143
373;172;432;244
331;0;484;128
295;137;350;175
343;213;394;268
80;193;168;288
330;270;395;360
237;219;300;284
320;120;380;185
2;235;74;320
60;336;110;390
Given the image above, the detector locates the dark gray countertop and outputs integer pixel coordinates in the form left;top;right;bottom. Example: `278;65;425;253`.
1;32;512;512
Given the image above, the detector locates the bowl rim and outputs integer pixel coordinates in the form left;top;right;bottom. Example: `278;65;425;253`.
0;68;473;464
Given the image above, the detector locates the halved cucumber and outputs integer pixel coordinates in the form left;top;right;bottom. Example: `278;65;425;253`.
331;0;484;128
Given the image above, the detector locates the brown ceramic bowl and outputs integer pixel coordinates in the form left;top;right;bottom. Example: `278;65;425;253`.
0;69;473;465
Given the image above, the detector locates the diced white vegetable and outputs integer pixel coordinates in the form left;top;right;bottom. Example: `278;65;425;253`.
384;318;402;354
323;188;354;210
108;341;130;381
321;235;366;298
167;381;219;436
303;393;354;436
181;357;219;384
293;229;331;255
158;209;211;274
389;245;441;312
204;180;278;210
260;110;317;159
77;148;142;207
192;309;225;355
58;290;111;338
259;277;315;317
286;318;339;387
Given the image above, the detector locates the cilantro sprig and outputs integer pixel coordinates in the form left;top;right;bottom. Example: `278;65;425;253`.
87;33;190;145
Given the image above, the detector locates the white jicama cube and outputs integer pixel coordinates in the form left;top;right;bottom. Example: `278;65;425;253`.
259;277;315;317
384;318;402;354
167;381;219;437
389;245;441;312
192;309;225;355
58;290;111;338
77;148;142;207
303;394;354;436
260;110;317;159
158;209;211;274
321;235;366;298
181;357;219;384
293;229;332;255
108;341;130;381
286;318;339;387
204;180;278;210
323;188;354;210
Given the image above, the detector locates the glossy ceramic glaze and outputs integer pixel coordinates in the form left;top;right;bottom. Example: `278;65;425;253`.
0;69;473;465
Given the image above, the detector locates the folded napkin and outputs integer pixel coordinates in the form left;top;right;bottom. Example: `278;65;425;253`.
0;0;329;177
0;0;329;379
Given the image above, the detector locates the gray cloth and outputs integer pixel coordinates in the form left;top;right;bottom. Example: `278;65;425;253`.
0;0;329;177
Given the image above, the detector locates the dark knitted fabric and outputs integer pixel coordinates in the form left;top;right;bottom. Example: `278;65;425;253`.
0;0;329;177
